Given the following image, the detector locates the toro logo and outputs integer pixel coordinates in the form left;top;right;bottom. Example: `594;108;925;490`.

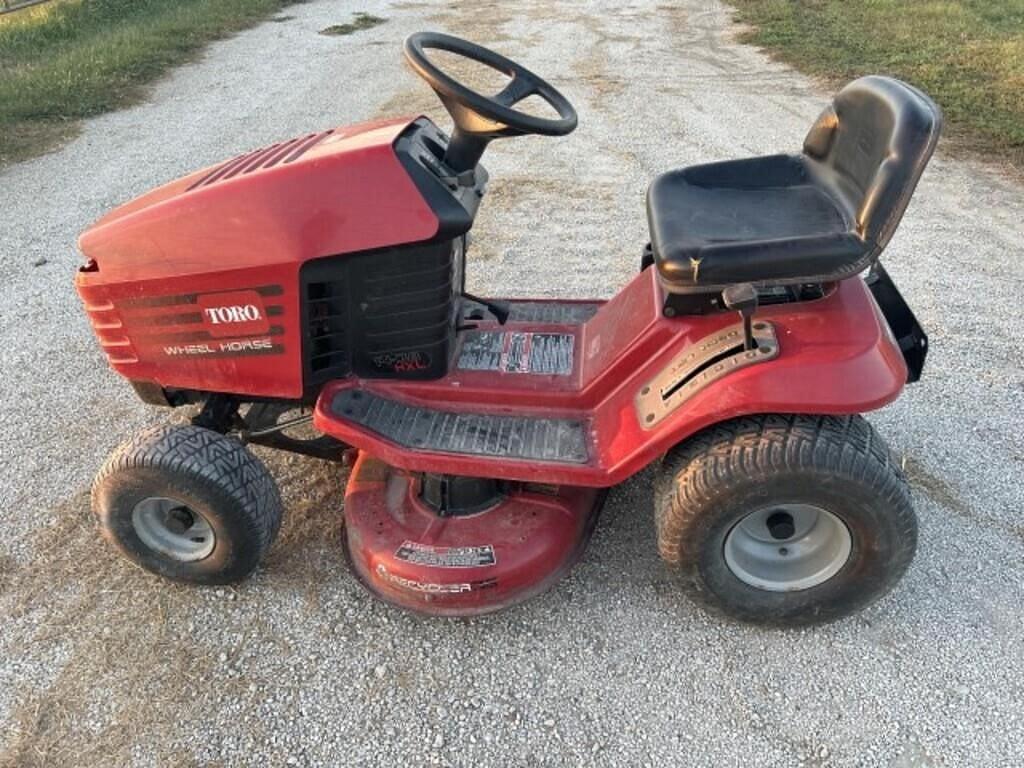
205;304;260;324
197;290;271;338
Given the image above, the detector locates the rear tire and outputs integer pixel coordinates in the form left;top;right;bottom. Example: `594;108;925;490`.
92;424;283;585
654;414;916;626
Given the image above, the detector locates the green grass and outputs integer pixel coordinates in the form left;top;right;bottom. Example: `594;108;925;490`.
729;0;1024;168
319;12;386;37
0;0;300;166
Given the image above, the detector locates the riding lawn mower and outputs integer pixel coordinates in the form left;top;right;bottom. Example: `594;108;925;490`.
76;32;940;625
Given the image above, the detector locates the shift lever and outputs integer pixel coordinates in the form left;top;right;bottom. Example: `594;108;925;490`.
721;284;759;351
463;292;511;325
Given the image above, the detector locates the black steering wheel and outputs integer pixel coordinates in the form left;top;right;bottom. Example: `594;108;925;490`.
403;32;578;172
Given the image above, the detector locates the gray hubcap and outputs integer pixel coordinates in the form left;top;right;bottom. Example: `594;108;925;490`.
131;497;215;562
723;504;852;592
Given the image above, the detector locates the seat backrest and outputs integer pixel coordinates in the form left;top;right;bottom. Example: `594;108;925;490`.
802;76;942;254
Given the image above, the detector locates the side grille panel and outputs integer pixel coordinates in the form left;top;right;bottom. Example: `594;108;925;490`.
306;276;349;379
301;240;461;389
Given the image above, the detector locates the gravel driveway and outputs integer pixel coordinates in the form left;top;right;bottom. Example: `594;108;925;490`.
2;1;1023;766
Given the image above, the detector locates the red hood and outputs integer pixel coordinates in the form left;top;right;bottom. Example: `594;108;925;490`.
78;116;438;283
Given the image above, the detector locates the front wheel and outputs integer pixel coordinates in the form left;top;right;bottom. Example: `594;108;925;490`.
92;424;283;584
654;414;917;626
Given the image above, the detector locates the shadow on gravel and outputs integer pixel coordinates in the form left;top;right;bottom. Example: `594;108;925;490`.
902;456;970;517
903;455;1024;544
0;553;15;598
0;452;350;768
0;490;214;768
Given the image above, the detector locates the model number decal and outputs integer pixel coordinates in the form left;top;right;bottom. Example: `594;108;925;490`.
370;350;431;373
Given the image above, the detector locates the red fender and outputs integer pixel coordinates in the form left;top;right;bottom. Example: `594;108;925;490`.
314;270;906;486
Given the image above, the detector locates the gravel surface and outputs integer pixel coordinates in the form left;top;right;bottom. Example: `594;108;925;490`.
2;1;1023;766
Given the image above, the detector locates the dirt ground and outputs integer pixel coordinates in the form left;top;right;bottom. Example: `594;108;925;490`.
1;1;1022;766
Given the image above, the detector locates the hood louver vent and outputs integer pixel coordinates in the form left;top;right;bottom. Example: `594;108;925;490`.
188;130;333;190
305;276;350;382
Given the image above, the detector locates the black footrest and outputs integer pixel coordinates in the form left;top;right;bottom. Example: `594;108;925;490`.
332;390;589;464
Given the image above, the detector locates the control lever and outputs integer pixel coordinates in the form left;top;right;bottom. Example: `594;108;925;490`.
462;292;510;325
721;283;758;351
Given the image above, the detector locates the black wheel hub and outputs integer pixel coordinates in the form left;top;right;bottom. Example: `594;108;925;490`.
766;511;796;540
166;506;195;535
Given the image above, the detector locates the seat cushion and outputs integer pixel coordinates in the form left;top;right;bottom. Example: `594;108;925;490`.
646;154;867;288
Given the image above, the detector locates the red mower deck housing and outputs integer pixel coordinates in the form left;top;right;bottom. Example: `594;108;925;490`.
344;454;603;616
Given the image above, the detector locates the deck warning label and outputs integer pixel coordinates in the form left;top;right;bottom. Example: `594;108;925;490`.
457;331;574;375
395;541;497;568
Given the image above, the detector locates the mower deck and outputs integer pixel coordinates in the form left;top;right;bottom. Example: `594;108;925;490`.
344;454;604;616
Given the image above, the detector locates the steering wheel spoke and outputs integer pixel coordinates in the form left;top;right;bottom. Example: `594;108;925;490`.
493;73;538;108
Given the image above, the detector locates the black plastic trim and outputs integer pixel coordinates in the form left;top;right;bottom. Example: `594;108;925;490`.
419;474;506;517
866;264;927;383
130;380;172;406
393;118;488;244
299;239;465;396
661;283;826;317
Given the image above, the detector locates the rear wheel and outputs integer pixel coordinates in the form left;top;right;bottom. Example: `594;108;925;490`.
654;414;916;626
92;424;283;584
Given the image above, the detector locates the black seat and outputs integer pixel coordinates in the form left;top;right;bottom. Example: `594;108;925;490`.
647;76;942;291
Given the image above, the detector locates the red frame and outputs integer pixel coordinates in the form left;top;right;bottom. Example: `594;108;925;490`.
314;269;907;487
76;114;907;490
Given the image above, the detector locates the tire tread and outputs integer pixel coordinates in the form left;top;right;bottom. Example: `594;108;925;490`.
92;424;283;571
654;414;916;625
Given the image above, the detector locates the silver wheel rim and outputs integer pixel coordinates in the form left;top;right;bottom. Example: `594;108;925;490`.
131;497;216;562
723;504;852;592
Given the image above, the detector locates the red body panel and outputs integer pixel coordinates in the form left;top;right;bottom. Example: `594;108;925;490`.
75;117;433;400
314;271;907;486
75;115;906;491
344;455;602;616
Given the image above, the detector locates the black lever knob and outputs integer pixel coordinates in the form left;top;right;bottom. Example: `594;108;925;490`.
463;292;511;325
721;283;758;351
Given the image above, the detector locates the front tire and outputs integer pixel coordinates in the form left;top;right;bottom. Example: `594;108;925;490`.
92;424;283;585
654;414;917;626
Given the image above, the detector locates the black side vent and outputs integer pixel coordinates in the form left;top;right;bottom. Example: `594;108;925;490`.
359;247;454;362
300;239;462;392
306;275;349;381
